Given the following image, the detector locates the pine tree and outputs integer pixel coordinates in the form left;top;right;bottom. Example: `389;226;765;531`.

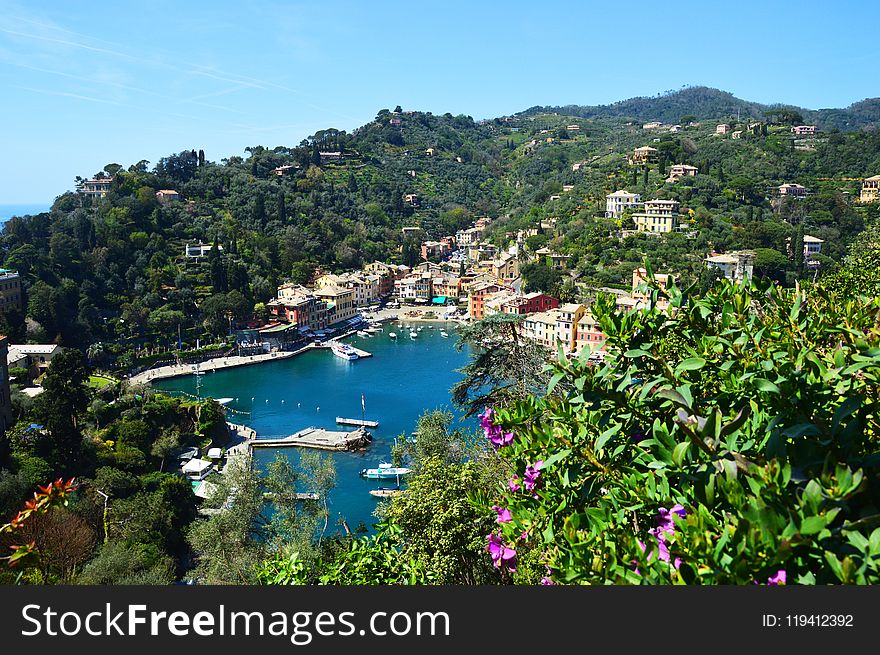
277;191;287;222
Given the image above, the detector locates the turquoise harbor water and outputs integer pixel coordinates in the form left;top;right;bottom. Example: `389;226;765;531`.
153;324;472;531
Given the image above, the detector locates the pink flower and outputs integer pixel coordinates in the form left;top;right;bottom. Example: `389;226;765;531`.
523;461;543;491
767;570;786;585
540;577;555;586
486;533;517;572
492;505;512;523
508;476;521;492
480;407;514;448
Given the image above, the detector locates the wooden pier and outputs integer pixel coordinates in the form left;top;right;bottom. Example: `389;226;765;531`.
336;417;379;427
250;426;371;451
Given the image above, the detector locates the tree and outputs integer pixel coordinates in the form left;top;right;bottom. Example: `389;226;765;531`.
35;349;91;472
753;248;789;282
451;314;550;417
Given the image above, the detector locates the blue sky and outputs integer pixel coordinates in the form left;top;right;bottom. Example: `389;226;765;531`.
1;0;877;203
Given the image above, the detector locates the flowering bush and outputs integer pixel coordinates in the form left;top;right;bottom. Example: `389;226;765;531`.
1;478;78;570
480;274;880;584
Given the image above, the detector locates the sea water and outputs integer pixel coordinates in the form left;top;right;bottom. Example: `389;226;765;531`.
153;325;473;531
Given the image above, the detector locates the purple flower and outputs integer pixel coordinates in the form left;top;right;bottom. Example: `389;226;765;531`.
519;530;529;541
523;461;544;491
486;533;517;572
767;570;786;586
656;504;687;535
480;407;515;448
540;577;555;586
487;428;514;448
508;476;521;492
479;407;494;429
492;505;513;523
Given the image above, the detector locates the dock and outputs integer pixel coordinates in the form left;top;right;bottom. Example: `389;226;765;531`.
250;426;371;451
336;417;379;427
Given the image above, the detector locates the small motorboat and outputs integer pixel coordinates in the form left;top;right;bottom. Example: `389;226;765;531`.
360;463;412;479
410;330;418;339
369;487;403;498
357;330;370;337
389;332;397;339
440;330;449;338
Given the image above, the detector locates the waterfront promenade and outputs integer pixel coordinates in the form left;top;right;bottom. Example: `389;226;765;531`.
129;344;315;385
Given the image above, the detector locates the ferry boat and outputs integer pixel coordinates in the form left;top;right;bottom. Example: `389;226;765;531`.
330;342;359;360
360;463;412;479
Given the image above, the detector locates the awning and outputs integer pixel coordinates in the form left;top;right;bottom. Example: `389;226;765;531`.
432;296;447;304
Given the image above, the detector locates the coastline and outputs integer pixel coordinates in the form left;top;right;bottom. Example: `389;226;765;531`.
129;343;317;385
131;306;467;386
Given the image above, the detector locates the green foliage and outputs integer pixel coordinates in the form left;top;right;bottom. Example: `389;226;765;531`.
484;274;880;584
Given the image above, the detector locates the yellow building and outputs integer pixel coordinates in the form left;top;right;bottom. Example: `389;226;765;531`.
860;175;880;203
631;200;680;234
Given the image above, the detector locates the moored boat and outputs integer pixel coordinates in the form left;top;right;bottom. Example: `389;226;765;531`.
331;342;359;360
369;487;403;498
440;330;449;338
410;330;418;338
359;463;412;479
389;332;397;339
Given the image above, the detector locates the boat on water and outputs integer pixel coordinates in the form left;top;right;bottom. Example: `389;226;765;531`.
410;330;418;339
330;342;359;360
357;330;370;337
360;463;412;479
369;487;403;498
389;332;397;339
440;330;449;338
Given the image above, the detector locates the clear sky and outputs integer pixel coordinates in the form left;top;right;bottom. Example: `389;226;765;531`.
1;0;877;203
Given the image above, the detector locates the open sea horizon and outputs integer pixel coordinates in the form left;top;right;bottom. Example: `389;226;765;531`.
0;203;50;223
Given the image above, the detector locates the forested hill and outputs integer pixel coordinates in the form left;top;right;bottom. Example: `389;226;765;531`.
519;86;880;131
2;97;879;359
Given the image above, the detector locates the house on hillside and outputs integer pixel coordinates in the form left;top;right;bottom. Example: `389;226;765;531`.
631;199;680;234
791;125;817;136
786;235;824;259
667;164;698;183
715;124;731;134
630;146;658;165
0;270;22;313
156;189;180;202
705;251;754;282
778;183;809;198
859;175;880;203
78;177;113;198
605;190;641;219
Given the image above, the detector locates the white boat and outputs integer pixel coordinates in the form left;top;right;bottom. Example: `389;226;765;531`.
389;332;397;339
331;342;359;361
360;463;412;479
410;331;418;339
440;330;449;338
357;330;370;337
369;487;404;498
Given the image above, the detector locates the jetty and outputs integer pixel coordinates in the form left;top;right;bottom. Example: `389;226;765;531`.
336;417;379;427
250;426;371;451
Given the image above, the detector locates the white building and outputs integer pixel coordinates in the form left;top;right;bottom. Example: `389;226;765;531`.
706;251;754;282
605;190;641;218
